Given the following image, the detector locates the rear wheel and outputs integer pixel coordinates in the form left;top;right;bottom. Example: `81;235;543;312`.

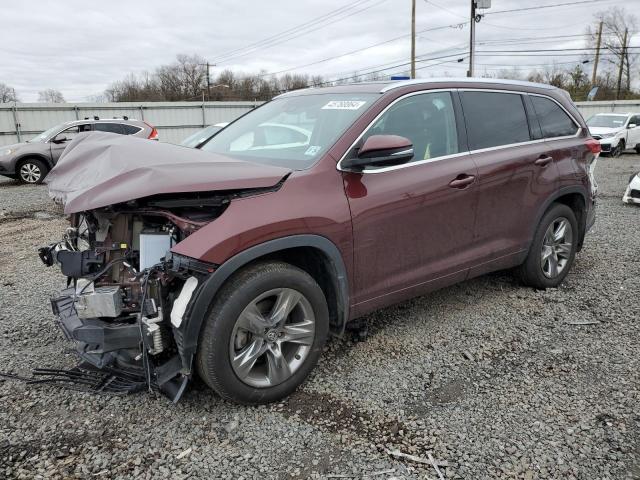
17;158;48;184
518;203;578;289
635;145;640;155
196;261;329;404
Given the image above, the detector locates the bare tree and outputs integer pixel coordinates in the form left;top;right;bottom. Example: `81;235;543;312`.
587;7;638;96
0;82;19;103
38;89;65;103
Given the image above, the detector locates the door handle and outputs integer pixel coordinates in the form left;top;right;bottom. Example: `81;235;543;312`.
449;174;476;189
534;155;553;167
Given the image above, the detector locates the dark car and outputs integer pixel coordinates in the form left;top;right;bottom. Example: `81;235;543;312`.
0;117;158;184
40;78;599;404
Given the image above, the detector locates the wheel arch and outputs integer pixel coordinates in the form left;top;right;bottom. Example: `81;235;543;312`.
15;153;52;171
533;186;588;252
181;234;349;364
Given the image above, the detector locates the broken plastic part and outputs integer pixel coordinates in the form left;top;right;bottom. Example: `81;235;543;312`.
170;276;199;328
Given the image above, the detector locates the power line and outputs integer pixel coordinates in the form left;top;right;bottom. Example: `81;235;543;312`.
210;0;390;65
258;23;468;78
485;0;611;15
210;0;373;62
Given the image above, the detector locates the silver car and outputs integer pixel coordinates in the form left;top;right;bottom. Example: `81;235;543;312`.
0;117;158;184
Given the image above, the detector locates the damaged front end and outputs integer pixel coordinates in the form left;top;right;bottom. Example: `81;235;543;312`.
38;194;226;402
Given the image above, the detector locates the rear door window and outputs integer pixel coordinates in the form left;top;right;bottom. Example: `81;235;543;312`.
95;123;125;134
530;96;579;138
460;91;531;150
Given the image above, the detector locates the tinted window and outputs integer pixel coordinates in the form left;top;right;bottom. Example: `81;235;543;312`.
461;91;530;150
531;96;578;138
122;124;142;135
95;123;125;134
362;91;459;161
630;115;640;127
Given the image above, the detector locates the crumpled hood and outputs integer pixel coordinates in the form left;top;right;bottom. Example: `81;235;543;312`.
46;132;291;214
588;127;621;136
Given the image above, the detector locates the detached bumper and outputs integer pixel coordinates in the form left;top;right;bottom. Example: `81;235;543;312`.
51;290;141;369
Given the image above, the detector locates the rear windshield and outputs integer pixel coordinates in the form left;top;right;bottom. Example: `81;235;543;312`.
199;93;379;169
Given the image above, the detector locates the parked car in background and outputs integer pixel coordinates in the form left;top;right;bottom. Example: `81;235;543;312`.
623;171;640;205
180;122;229;148
0;117;158;184
41;78;599;404
586;112;640;156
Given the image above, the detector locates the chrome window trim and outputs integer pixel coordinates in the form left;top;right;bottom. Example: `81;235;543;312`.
337;87;583;174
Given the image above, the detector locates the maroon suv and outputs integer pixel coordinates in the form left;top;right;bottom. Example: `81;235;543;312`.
40;78;600;404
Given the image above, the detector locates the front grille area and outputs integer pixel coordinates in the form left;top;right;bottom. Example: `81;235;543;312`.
630;189;640;199
600;144;612;152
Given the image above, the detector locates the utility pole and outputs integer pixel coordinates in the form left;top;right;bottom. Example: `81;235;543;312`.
468;0;476;77
591;21;603;86
411;0;416;79
616;28;628;100
206;62;211;101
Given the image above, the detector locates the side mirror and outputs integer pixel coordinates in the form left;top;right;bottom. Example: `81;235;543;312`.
341;135;414;171
628;123;637;129
52;135;68;144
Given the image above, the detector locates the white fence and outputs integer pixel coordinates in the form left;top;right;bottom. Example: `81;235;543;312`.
574;100;640;119
1;99;639;147
0;101;260;147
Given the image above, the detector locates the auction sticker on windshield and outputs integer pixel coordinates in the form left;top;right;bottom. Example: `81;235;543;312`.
322;100;367;110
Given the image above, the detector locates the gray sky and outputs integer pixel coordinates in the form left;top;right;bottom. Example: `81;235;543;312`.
2;0;637;102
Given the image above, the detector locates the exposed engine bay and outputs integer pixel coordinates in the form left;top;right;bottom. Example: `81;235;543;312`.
38;193;228;402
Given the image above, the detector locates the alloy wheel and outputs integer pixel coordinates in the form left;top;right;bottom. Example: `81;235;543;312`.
540;217;573;278
19;163;42;183
229;288;316;388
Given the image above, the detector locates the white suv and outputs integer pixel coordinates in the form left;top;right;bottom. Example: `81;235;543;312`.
586;113;640;157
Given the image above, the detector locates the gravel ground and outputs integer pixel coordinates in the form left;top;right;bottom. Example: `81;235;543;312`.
0;155;639;480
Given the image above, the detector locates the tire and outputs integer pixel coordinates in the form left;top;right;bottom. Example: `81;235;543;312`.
635;145;640;155
196;261;329;404
17;158;48;184
612;140;624;158
518;203;578;289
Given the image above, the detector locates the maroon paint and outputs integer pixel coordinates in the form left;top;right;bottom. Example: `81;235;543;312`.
171;81;595;322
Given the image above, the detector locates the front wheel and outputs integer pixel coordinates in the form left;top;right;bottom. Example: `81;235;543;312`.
612;141;624;157
196;261;329;404
18;158;48;184
518;203;578;289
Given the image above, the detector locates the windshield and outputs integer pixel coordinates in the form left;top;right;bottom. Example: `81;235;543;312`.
587;115;628;128
181;125;224;148
30;123;67;142
199;93;379;169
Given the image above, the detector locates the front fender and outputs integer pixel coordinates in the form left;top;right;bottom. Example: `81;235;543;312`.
179;234;350;364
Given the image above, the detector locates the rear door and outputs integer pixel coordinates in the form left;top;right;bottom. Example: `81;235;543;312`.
528;94;583;192
459;90;559;275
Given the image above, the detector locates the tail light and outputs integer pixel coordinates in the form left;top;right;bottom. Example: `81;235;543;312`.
585;138;601;155
585;138;600;196
145;122;159;140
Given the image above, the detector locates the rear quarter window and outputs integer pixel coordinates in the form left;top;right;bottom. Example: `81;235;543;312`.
95;123;125;134
122;124;143;135
460;91;531;150
530;96;579;138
